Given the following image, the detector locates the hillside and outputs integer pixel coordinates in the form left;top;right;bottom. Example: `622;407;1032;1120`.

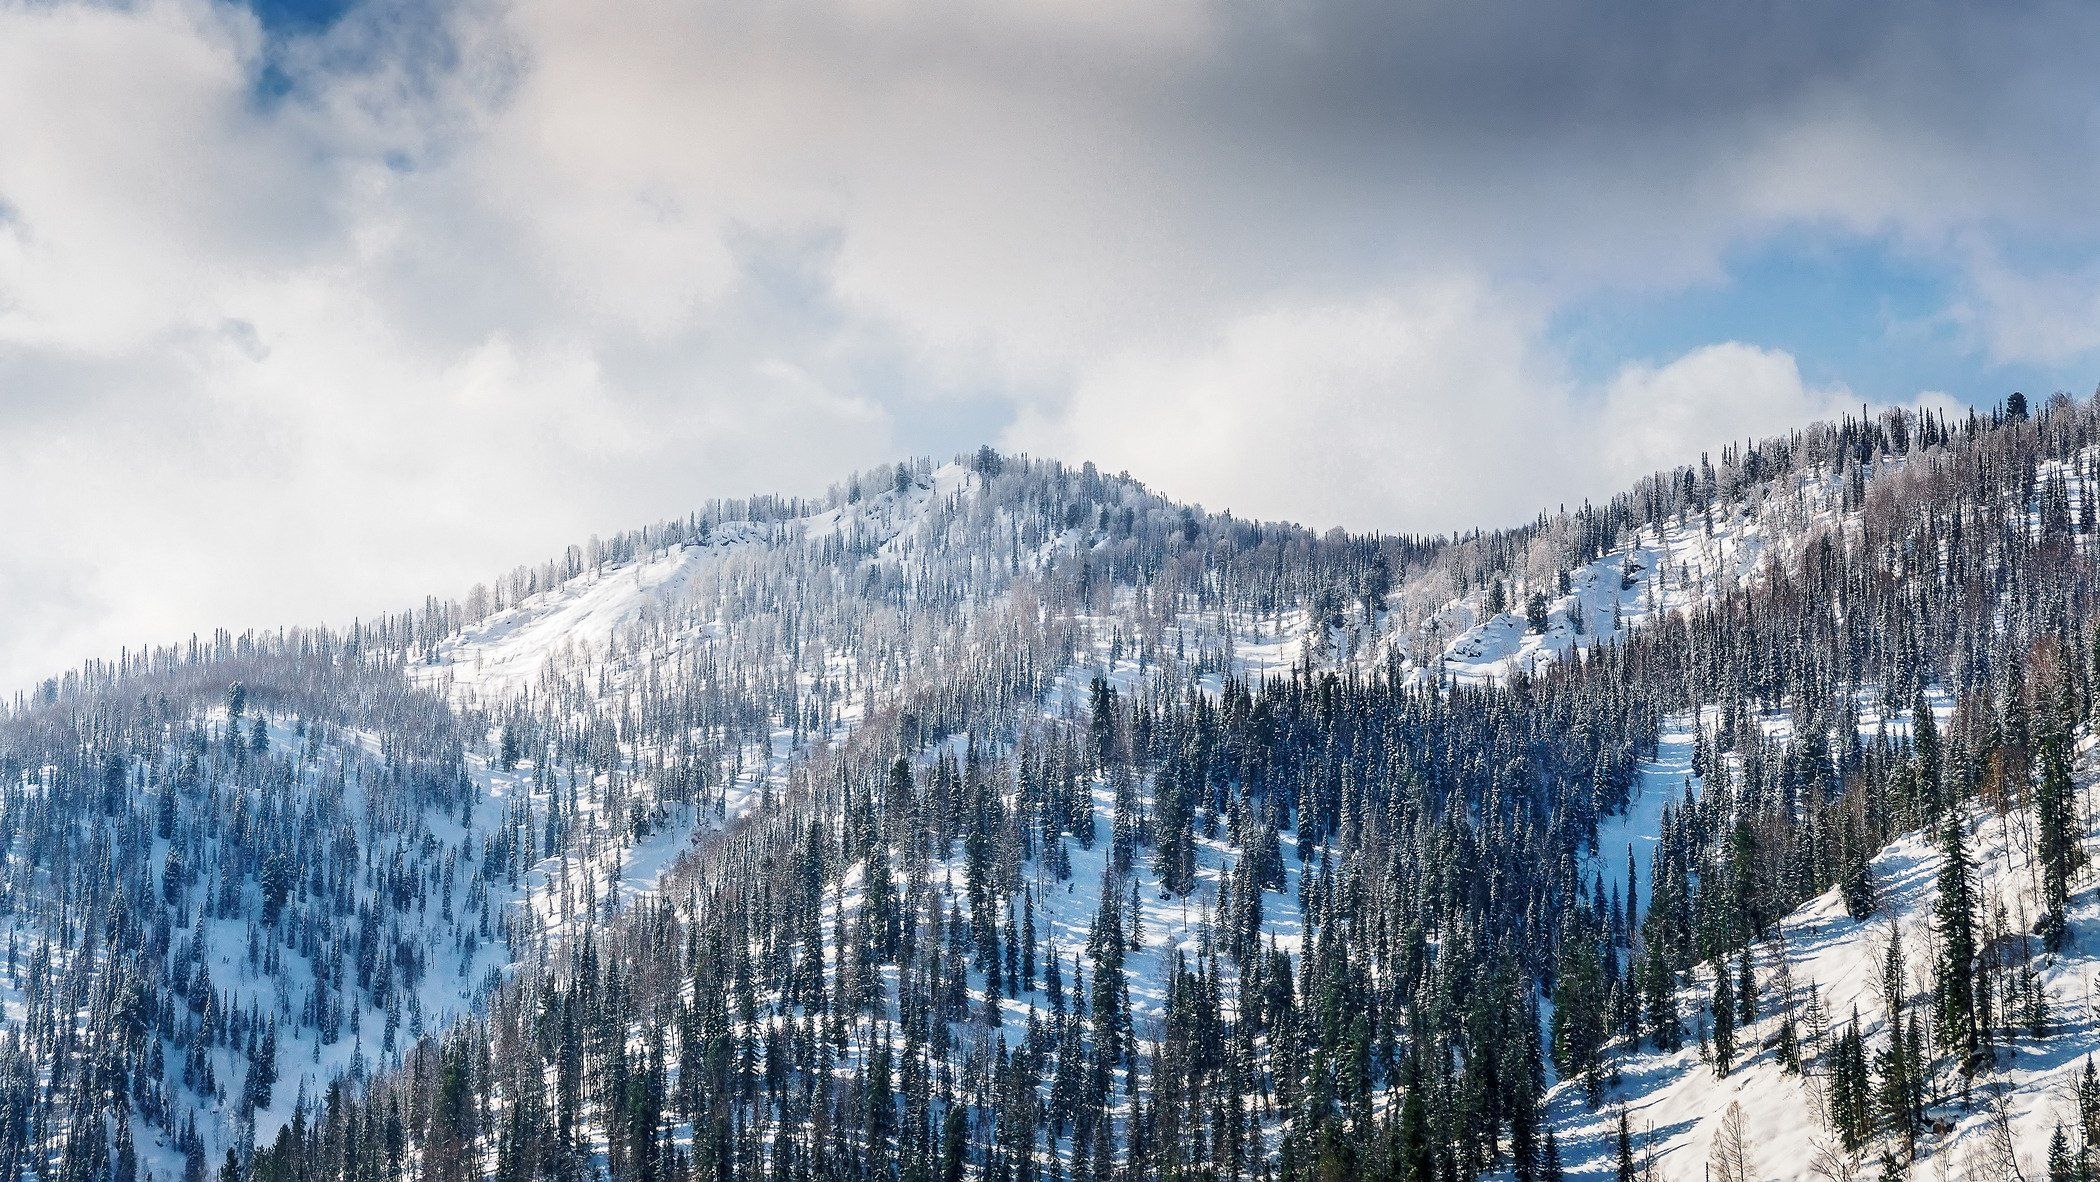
1552;719;2100;1181
4;399;2099;1182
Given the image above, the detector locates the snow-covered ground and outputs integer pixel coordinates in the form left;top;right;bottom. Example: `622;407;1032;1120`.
102;712;526;1175
98;443;2098;1177
1431;501;1775;686
1548;731;2100;1181
1589;716;1702;929
414;462;980;704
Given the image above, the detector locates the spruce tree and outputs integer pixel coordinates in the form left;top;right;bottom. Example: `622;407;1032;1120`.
2049;1124;2074;1182
1711;963;1736;1077
1395;1056;1435;1182
1913;696;1942;814
2037;723;2080;949
1934;813;1980;1070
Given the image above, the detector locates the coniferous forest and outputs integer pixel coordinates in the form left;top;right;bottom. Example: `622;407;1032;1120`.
11;397;2100;1180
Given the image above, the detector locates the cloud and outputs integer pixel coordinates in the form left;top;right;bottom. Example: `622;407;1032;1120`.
1948;247;2100;369
1592;344;1859;480
2;0;2098;691
1007;290;1935;533
1006;280;1571;530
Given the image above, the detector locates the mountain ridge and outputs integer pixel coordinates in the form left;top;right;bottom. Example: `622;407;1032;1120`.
2;396;2087;1182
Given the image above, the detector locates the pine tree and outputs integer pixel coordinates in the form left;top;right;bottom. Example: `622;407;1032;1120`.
1913;696;1942;814
1553;918;1608;1101
1640;947;1679;1052
1829;1011;1872;1152
1395;1056;1435;1182
1934;813;1980;1070
2079;1056;2100;1168
1876;1018;1918;1154
1711;962;1736;1077
2037;722;2080;949
1736;949;1758;1027
940;1104;967;1182
2049;1124;2075;1182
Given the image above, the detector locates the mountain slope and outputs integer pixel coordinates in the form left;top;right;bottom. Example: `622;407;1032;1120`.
7;399;2099;1182
1553;728;2100;1181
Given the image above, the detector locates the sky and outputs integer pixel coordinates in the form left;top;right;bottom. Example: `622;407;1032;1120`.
3;0;2099;694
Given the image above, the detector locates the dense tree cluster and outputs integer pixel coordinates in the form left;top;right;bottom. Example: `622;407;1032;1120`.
9;396;2100;1181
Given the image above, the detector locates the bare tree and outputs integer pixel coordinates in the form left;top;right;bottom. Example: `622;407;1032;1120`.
1710;1101;1756;1182
1976;1080;2032;1182
1807;1136;1863;1182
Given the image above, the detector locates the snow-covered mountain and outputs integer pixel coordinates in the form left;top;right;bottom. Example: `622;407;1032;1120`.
1545;706;2100;1181
8;400;2100;1182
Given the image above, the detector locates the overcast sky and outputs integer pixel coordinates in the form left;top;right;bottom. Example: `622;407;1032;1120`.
4;0;2098;693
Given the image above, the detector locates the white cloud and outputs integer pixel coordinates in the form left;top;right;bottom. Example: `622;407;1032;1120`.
1592;344;1857;479
1;0;2097;691
1006;280;1571;530
1010;300;1950;534
1948;248;2100;369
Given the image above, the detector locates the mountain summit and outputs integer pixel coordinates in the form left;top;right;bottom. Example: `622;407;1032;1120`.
5;401;2098;1182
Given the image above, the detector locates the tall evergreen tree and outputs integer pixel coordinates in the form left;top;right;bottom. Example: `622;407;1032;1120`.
1934;814;1981;1071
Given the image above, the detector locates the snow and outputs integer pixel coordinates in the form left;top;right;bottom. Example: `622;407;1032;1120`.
1546;733;2100;1181
105;712;526;1173
414;463;980;704
1433;502;1774;687
416;546;717;699
98;698;807;1178
1405;453;1987;689
1589;716;1702;929
70;440;2096;1179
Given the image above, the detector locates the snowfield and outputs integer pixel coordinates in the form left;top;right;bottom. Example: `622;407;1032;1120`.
1550;731;2100;1181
